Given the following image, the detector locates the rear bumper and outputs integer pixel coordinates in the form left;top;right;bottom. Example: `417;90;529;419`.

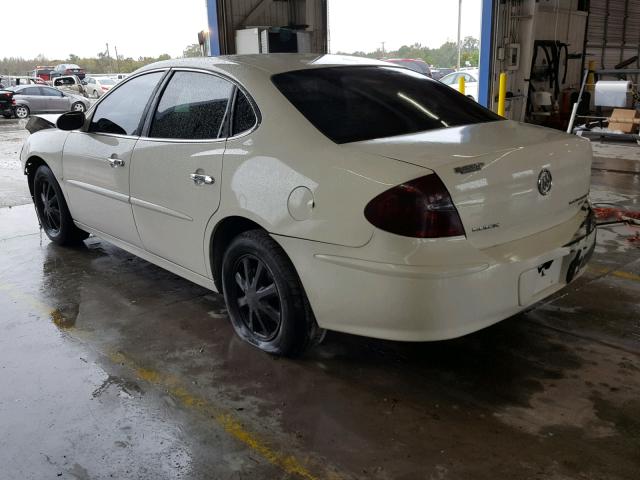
274;207;596;341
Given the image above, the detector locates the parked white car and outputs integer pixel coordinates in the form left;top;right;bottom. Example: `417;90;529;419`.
440;69;479;101
20;55;596;356
84;76;116;98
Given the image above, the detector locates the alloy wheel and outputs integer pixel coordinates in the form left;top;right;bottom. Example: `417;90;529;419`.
232;254;282;341
36;178;61;235
15;106;28;118
72;103;85;112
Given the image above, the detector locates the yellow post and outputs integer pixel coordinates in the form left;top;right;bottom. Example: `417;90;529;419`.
587;60;596;93
498;72;507;117
458;75;465;95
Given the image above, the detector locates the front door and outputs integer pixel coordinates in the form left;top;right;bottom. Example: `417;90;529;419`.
62;71;166;247
41;86;70;112
130;71;234;275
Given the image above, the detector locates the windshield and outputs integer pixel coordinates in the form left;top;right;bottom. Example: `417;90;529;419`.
100;79;116;85
272;66;501;144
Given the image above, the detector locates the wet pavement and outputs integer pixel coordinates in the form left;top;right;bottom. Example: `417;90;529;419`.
1;120;639;479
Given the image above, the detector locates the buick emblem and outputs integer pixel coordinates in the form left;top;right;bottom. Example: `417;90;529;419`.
537;169;552;195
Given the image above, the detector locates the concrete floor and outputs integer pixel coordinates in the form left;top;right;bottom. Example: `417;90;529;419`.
1;119;639;479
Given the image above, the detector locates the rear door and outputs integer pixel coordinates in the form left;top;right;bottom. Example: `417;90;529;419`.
62;71;166;247
19;87;47;112
130;70;233;275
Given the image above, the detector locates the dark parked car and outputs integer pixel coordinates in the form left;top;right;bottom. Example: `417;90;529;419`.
385;58;432;77
0;89;15;118
51;63;86;80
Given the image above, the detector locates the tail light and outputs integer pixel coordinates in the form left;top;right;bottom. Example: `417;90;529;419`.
364;174;465;238
101;86;108;90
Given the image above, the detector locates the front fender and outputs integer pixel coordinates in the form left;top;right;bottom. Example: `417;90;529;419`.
20;128;70;183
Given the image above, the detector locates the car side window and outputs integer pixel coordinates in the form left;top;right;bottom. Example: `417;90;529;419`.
41;87;63;97
442;74;457;85
89;71;163;136
23;87;40;95
232;90;257;136
149;71;233;140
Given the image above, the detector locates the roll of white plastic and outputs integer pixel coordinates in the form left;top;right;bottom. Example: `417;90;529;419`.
594;80;633;108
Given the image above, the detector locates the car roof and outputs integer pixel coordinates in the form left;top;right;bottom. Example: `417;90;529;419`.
386;58;427;63
442;69;478;78
136;54;392;76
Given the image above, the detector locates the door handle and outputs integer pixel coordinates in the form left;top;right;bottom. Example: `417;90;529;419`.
107;156;125;168
190;173;215;185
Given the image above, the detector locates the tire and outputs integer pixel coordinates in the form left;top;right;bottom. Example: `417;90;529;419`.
71;102;86;112
92;89;99;99
14;105;29;119
33;165;89;246
221;230;315;356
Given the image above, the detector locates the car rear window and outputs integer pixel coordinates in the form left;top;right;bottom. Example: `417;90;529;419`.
272;66;501;144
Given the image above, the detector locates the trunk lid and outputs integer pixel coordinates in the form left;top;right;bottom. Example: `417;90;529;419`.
348;121;592;249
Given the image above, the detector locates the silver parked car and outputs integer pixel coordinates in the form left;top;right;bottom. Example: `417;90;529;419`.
8;85;89;119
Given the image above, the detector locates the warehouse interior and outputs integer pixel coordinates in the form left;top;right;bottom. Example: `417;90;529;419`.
1;1;639;479
205;0;640;138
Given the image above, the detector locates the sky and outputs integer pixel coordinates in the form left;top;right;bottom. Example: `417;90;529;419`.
328;0;482;53
2;0;208;60
2;0;481;60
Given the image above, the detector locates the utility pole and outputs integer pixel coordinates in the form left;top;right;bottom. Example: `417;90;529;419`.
105;43;114;72
114;45;120;73
381;41;385;57
457;0;462;70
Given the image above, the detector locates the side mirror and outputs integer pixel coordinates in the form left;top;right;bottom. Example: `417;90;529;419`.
81;81;87;85
56;111;85;131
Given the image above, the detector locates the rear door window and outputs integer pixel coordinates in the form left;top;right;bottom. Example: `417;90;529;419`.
272;66;501;144
232;90;257;136
89;71;164;136
23;87;41;95
149;71;233;140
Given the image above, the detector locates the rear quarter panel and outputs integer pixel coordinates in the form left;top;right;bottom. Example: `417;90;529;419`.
205;67;429;251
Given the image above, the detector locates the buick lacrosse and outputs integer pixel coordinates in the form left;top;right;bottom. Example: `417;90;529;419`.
21;54;596;356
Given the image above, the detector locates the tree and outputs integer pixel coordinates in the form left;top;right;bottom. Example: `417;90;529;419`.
335;38;479;68
182;44;203;58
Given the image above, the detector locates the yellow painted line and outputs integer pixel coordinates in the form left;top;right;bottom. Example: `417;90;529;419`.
1;282;330;480
588;265;640;282
610;270;640;282
109;351;323;480
0;283;64;322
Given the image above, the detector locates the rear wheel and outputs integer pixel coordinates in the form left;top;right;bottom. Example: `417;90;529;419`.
71;102;85;112
221;230;315;356
15;105;29;119
33;165;89;245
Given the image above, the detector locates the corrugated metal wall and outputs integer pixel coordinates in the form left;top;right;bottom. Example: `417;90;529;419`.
586;0;640;69
217;0;327;54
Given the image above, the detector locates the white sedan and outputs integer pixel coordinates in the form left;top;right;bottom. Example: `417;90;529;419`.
84;76;116;98
440;69;479;101
20;54;596;356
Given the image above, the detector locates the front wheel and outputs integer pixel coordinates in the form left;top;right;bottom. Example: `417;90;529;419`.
71;102;86;112
221;230;315;356
33;165;89;245
14;105;29;119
